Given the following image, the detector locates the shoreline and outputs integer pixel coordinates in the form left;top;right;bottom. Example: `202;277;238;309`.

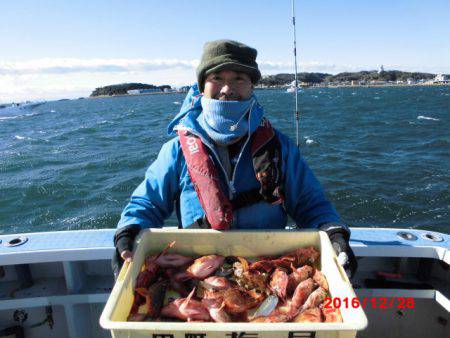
257;83;450;90
86;83;450;99
88;91;187;99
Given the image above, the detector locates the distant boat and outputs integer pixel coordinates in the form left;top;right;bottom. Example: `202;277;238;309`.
286;86;303;93
0;101;45;113
286;80;304;93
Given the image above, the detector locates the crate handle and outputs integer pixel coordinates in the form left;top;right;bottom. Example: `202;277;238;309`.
334;256;351;285
117;260;130;282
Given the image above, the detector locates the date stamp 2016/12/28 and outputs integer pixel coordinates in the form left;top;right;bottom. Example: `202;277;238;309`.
323;297;415;310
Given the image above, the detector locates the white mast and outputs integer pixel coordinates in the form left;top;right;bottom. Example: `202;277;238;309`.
291;0;300;147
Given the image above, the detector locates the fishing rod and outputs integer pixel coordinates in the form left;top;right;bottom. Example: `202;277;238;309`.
291;0;300;147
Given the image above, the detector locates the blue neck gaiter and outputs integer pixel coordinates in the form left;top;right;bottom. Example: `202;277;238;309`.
198;97;255;145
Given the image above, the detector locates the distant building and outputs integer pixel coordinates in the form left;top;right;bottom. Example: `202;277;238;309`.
140;88;161;94
179;86;190;93
406;78;416;85
369;80;387;85
127;88;161;95
434;74;450;83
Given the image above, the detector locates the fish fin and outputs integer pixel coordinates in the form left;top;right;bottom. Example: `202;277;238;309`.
156;241;176;260
180;287;196;312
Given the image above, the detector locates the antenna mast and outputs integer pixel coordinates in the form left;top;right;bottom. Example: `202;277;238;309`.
291;0;300;147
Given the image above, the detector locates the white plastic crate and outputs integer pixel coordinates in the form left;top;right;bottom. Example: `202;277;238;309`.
100;229;368;338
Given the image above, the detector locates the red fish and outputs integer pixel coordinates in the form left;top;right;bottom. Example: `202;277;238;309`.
233;263;268;292
201;276;232;290
136;241;177;290
134;279;168;318
223;288;258;313
161;289;211;321
165;268;189;297
291;278;314;309
269;269;289;300
322;304;343;322
201;298;231;323
286;247;320;266
178;288;211;321
144;241;176;269
249;256;295;273
161;298;187;320
287;265;313;295
302;287;327;310
294;307;322;322
155;253;194;268
186;255;225;279
312;269;329;292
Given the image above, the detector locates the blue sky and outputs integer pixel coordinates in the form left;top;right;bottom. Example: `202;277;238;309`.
1;0;449;101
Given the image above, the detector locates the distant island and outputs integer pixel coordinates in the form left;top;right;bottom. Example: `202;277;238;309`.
89;70;449;98
258;69;449;87
90;83;176;97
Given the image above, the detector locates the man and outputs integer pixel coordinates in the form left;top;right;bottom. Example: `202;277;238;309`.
113;39;357;278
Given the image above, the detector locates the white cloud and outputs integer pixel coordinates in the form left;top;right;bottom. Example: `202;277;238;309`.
0;58;199;75
1;57;448;102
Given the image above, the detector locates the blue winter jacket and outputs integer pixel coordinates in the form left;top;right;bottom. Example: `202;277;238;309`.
117;85;340;230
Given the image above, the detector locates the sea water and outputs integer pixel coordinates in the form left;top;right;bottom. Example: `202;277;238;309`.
0;86;449;234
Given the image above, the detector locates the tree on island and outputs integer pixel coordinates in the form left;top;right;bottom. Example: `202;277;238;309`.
90;83;171;97
259;70;438;86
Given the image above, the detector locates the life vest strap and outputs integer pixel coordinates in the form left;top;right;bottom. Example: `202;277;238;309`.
178;117;284;230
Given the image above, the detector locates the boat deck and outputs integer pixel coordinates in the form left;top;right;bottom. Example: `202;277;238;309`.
0;227;448;337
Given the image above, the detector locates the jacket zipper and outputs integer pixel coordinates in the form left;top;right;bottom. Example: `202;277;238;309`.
230;100;256;190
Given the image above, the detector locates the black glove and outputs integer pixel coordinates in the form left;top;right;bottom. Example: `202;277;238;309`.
111;224;141;280
319;223;357;279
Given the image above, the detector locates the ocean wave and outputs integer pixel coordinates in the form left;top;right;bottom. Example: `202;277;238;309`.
421;139;450;148
0;111;43;121
2;87;448;234
23;111;43;118
98;120;113;125
417;115;440;121
0;115;19;121
14;135;49;143
14;135;32;140
304;136;315;145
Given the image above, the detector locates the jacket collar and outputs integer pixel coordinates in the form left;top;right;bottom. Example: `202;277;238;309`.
167;83;265;145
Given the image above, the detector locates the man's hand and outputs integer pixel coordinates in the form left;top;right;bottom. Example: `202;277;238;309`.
112;224;141;279
120;250;133;262
319;223;358;279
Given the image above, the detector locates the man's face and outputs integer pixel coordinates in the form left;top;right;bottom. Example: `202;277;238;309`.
203;70;253;101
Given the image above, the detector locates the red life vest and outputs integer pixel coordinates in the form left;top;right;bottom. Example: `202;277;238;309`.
178;118;284;230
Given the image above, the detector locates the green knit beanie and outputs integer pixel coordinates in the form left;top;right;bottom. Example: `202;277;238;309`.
196;39;261;92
